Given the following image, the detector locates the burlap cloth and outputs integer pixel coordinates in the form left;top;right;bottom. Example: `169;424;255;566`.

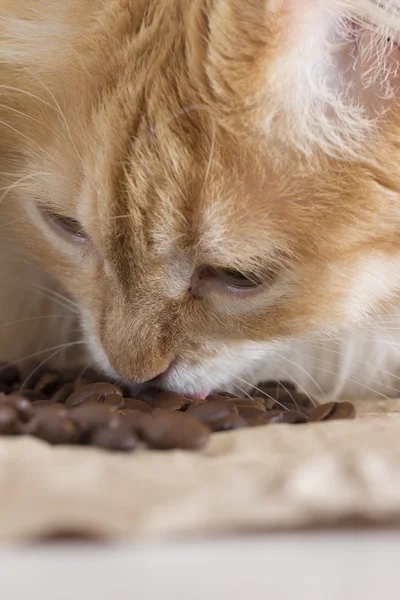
1;398;400;542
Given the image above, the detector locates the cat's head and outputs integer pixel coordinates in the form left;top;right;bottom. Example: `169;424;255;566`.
3;0;400;396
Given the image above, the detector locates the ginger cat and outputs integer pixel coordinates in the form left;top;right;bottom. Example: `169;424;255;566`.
1;0;400;401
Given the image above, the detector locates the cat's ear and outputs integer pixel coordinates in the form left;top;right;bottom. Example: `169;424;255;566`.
203;0;346;154
203;0;400;158
204;0;286;105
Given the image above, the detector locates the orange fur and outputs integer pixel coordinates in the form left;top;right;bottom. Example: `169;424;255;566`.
2;0;400;398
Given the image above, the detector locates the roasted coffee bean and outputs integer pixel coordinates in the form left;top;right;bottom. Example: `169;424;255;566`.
32;402;68;417
0;381;11;394
27;415;80;445
237;406;267;420
73;368;99;386
276;401;313;416
151;392;190;411
0;394;34;422
136;387;164;404
78;393;125;410
32;399;57;407
51;383;75;404
252;396;277;411
254;384;299;404
20;389;48;402
0;404;19;434
247;410;283;427
65;382;122;408
308;402;338;422
120;410;148;430
215;392;238;399
328;401;356;421
0;363;20;386
123;398;152;413
256;380;296;393
90;426;139;452
186;398;237;427
228;398;266;411
88;394;126;409
69;403;120;435
138;411;210;450
281;410;308;424
274;392;314;410
213;414;246;432
34;372;63;396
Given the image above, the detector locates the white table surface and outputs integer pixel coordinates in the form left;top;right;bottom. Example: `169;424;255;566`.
0;531;398;600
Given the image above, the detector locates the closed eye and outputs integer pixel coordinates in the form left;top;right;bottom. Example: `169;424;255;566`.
42;210;90;244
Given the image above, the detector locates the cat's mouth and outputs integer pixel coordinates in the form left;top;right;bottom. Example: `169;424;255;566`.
124;380;208;400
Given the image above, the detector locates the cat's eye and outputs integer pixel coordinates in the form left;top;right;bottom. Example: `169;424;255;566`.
209;267;261;289
43;210;90;244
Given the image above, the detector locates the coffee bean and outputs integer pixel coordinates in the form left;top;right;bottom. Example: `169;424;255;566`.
65;382;122;408
0;363;20;386
247;410;283;427
308;402;338;422
73;369;99;386
237;406;266;420
19;390;48;402
277;401;314;416
213;414;246;432
97;394;126;409
34;372;63;396
120;411;148;430
328;401;356;421
0;362;359;453
136;387;164;404
138;411;210;450
281;410;308;424
186;399;237;427
32;402;68;417
256;380;296;393
123;398;152;413
51;383;75;404
0;394;34;422
0;405;19;434
32;399;57;407
90;426;138;452
251;396;277;411
0;382;11;394
228;398;266;411
69;404;120;435
151;392;189;411
27;416;80;445
275;392;314;410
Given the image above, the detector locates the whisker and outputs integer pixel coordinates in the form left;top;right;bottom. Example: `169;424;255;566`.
8;341;85;370
2;274;80;314
74;362;93;390
231;375;290;411
0;118;43;153
272;352;329;403
278;351;396;398
30;75;83;163
231;382;255;400
21;341;84;390
0;171;53;204
0;314;73;330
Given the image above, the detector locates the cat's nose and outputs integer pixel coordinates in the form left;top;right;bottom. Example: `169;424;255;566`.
125;359;175;392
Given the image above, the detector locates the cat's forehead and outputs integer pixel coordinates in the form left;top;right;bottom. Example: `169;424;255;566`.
105;129;288;269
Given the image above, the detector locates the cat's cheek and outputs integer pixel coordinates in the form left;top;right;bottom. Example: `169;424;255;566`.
79;308;121;380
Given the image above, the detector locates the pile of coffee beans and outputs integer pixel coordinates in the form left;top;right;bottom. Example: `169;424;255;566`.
0;363;356;452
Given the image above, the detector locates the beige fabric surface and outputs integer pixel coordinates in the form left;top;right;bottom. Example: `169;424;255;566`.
1;398;400;542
